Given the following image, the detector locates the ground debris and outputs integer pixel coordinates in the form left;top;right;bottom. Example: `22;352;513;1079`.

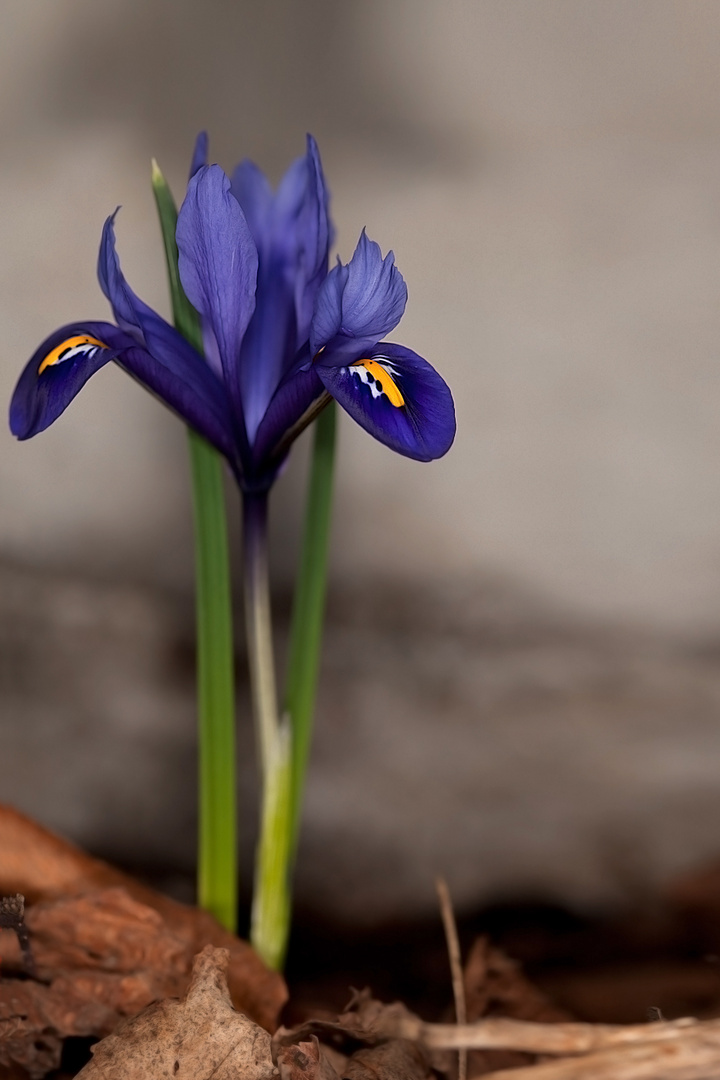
0;893;34;975
462;937;570;1076
0;802;286;1030
276;1037;342;1080
274;989;434;1080
0;888;242;1076
0;803;286;1077
76;945;275;1080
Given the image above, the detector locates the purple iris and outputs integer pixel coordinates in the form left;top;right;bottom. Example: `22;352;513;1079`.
10;135;455;491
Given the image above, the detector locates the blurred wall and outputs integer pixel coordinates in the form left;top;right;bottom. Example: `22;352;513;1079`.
3;1;720;631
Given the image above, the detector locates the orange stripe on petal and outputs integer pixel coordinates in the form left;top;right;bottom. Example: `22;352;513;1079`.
352;359;405;407
38;334;107;375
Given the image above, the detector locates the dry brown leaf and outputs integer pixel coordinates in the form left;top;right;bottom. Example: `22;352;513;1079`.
343;1040;432;1080
0;802;286;1030
22;888;190;983
277;1037;342;1080
274;987;422;1056
275;990;434;1080
76;945;275;1080
1;889;221;1076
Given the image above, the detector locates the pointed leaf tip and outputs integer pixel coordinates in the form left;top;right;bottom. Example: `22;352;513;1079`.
151;158;164;187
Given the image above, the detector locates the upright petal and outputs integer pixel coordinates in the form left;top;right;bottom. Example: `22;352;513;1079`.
231;140;331;442
97;211;149;343
232;135;332;356
230;159;274;251
238;266;297;442
292;134;332;347
188;131;209;180
98;211;207;372
177;164;258;413
315;342;455;462
310;230;407;364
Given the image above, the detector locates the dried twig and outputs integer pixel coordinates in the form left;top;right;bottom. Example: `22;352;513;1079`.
375;1014;720;1079
382;1014;700;1052
436;877;467;1080
476;1024;720;1080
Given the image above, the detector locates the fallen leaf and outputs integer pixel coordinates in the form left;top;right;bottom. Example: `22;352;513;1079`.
275;990;434;1080
76;945;276;1080
0;889;213;1075
277;1036;341;1080
342;1040;431;1080
0;802;286;1030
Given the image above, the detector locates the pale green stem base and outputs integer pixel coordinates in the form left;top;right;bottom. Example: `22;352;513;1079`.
245;406;337;970
250;716;293;971
243;492;291;969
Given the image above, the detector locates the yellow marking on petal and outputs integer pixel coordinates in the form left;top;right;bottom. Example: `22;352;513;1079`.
355;359;405;407
38;334;107;375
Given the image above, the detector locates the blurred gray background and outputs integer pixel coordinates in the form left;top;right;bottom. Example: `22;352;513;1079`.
3;0;720;923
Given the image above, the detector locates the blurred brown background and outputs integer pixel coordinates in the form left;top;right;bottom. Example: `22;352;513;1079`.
3;1;720;924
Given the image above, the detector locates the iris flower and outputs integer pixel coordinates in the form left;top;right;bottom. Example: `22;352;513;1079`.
10;135;455;490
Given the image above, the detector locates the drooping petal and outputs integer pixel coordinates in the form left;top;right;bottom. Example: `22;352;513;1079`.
118;342;237;462
315;342;455;461
9;320;237;461
10;322;123;439
310;230;407;364
176;164;258;414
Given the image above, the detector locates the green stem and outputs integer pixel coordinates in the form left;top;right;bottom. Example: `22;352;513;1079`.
285;402;337;848
243;492;291;969
152;161;237;931
190;432;237;931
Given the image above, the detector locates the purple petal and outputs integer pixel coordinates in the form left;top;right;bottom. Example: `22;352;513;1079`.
9;320;237;461
292;135;332;347
10;322;124;439
230;139;332;441
238;270;297;442
97;211;150;344
230;159;274;249
118;343;237;462
251;354;325;469
177;165;258;413
189;131;209;180
96;212;238;456
315;342;455;461
98;211;206;371
310;230;407;362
